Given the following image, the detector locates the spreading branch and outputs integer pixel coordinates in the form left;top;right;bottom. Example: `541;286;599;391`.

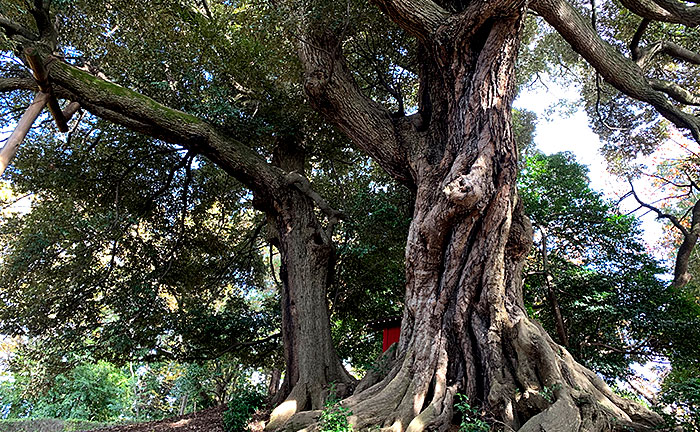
297;29;414;185
286;171;344;238
618;0;700;26
0;52;289;203
532;0;700;142
629;18;650;61
628;181;700;288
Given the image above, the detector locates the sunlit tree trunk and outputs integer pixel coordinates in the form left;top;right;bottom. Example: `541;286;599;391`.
294;1;667;430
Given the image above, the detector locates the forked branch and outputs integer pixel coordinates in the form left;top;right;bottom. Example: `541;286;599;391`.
628;181;700;288
286;171;344;238
532;0;700;141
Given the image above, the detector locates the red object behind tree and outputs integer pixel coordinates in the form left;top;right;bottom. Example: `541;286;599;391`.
369;316;402;352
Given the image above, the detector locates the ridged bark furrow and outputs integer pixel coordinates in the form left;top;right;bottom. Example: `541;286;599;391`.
281;3;669;432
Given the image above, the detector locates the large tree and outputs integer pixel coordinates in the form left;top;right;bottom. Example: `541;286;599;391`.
291;0;697;430
1;0;698;431
0;0;354;419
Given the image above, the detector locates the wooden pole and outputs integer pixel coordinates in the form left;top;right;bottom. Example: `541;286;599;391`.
0;92;49;177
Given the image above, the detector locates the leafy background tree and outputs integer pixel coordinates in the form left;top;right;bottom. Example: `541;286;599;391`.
520;152;700;382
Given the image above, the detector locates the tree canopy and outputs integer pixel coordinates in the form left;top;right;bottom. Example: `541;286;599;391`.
1;0;700;431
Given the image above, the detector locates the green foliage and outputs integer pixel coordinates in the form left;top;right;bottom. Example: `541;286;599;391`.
0;119;279;368
659;365;700;432
32;362;130;421
539;383;562;404
454;395;489;432
0;360;131;422
222;389;266;432
318;385;353;432
316;163;411;371
520;152;700;379
0;418;113;432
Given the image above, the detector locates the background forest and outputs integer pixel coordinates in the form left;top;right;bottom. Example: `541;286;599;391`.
0;0;699;431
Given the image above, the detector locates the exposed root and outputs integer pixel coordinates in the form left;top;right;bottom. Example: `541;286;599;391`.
273;316;668;432
354;344;398;394
267;306;666;432
265;379;353;431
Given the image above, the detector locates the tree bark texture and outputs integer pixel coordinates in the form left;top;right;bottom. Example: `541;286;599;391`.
293;1;666;431
265;141;355;431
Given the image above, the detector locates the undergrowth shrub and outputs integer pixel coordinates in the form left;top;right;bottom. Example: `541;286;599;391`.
222;390;266;432
318;384;352;432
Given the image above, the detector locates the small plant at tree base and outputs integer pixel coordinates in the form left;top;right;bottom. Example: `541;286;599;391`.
454;394;489;432
318;384;353;432
539;382;562;404
223;389;266;432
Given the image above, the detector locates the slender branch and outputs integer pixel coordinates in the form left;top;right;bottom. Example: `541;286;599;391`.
0;92;49;177
630;18;650;61
628;180;700;287
629;180;687;234
286;171;344;238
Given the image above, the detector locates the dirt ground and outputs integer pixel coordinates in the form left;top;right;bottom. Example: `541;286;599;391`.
88;406;226;432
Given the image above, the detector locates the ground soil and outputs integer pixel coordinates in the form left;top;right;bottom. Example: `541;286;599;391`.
89;406;227;432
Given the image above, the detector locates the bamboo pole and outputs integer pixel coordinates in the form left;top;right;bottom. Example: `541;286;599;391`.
0;92;50;177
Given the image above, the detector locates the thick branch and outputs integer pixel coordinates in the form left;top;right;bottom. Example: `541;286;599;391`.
532;0;700;141
297;31;413;185
0;77;37;92
26;49;68;131
618;0;700;25
370;0;450;40
649;78;700;105
30;55;286;202
629;18;650;61
637;39;700;69
674;198;700;288
0;14;37;40
30;0;57;47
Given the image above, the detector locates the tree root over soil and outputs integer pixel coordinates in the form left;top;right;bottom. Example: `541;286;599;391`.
270;315;667;432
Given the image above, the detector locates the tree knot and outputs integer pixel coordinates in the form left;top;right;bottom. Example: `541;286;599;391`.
442;171;490;211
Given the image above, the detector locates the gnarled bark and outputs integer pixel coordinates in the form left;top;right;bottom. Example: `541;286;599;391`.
291;1;668;430
263;138;356;431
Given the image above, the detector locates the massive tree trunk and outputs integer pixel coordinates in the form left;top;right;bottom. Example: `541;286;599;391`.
291;1;667;431
265;139;355;430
